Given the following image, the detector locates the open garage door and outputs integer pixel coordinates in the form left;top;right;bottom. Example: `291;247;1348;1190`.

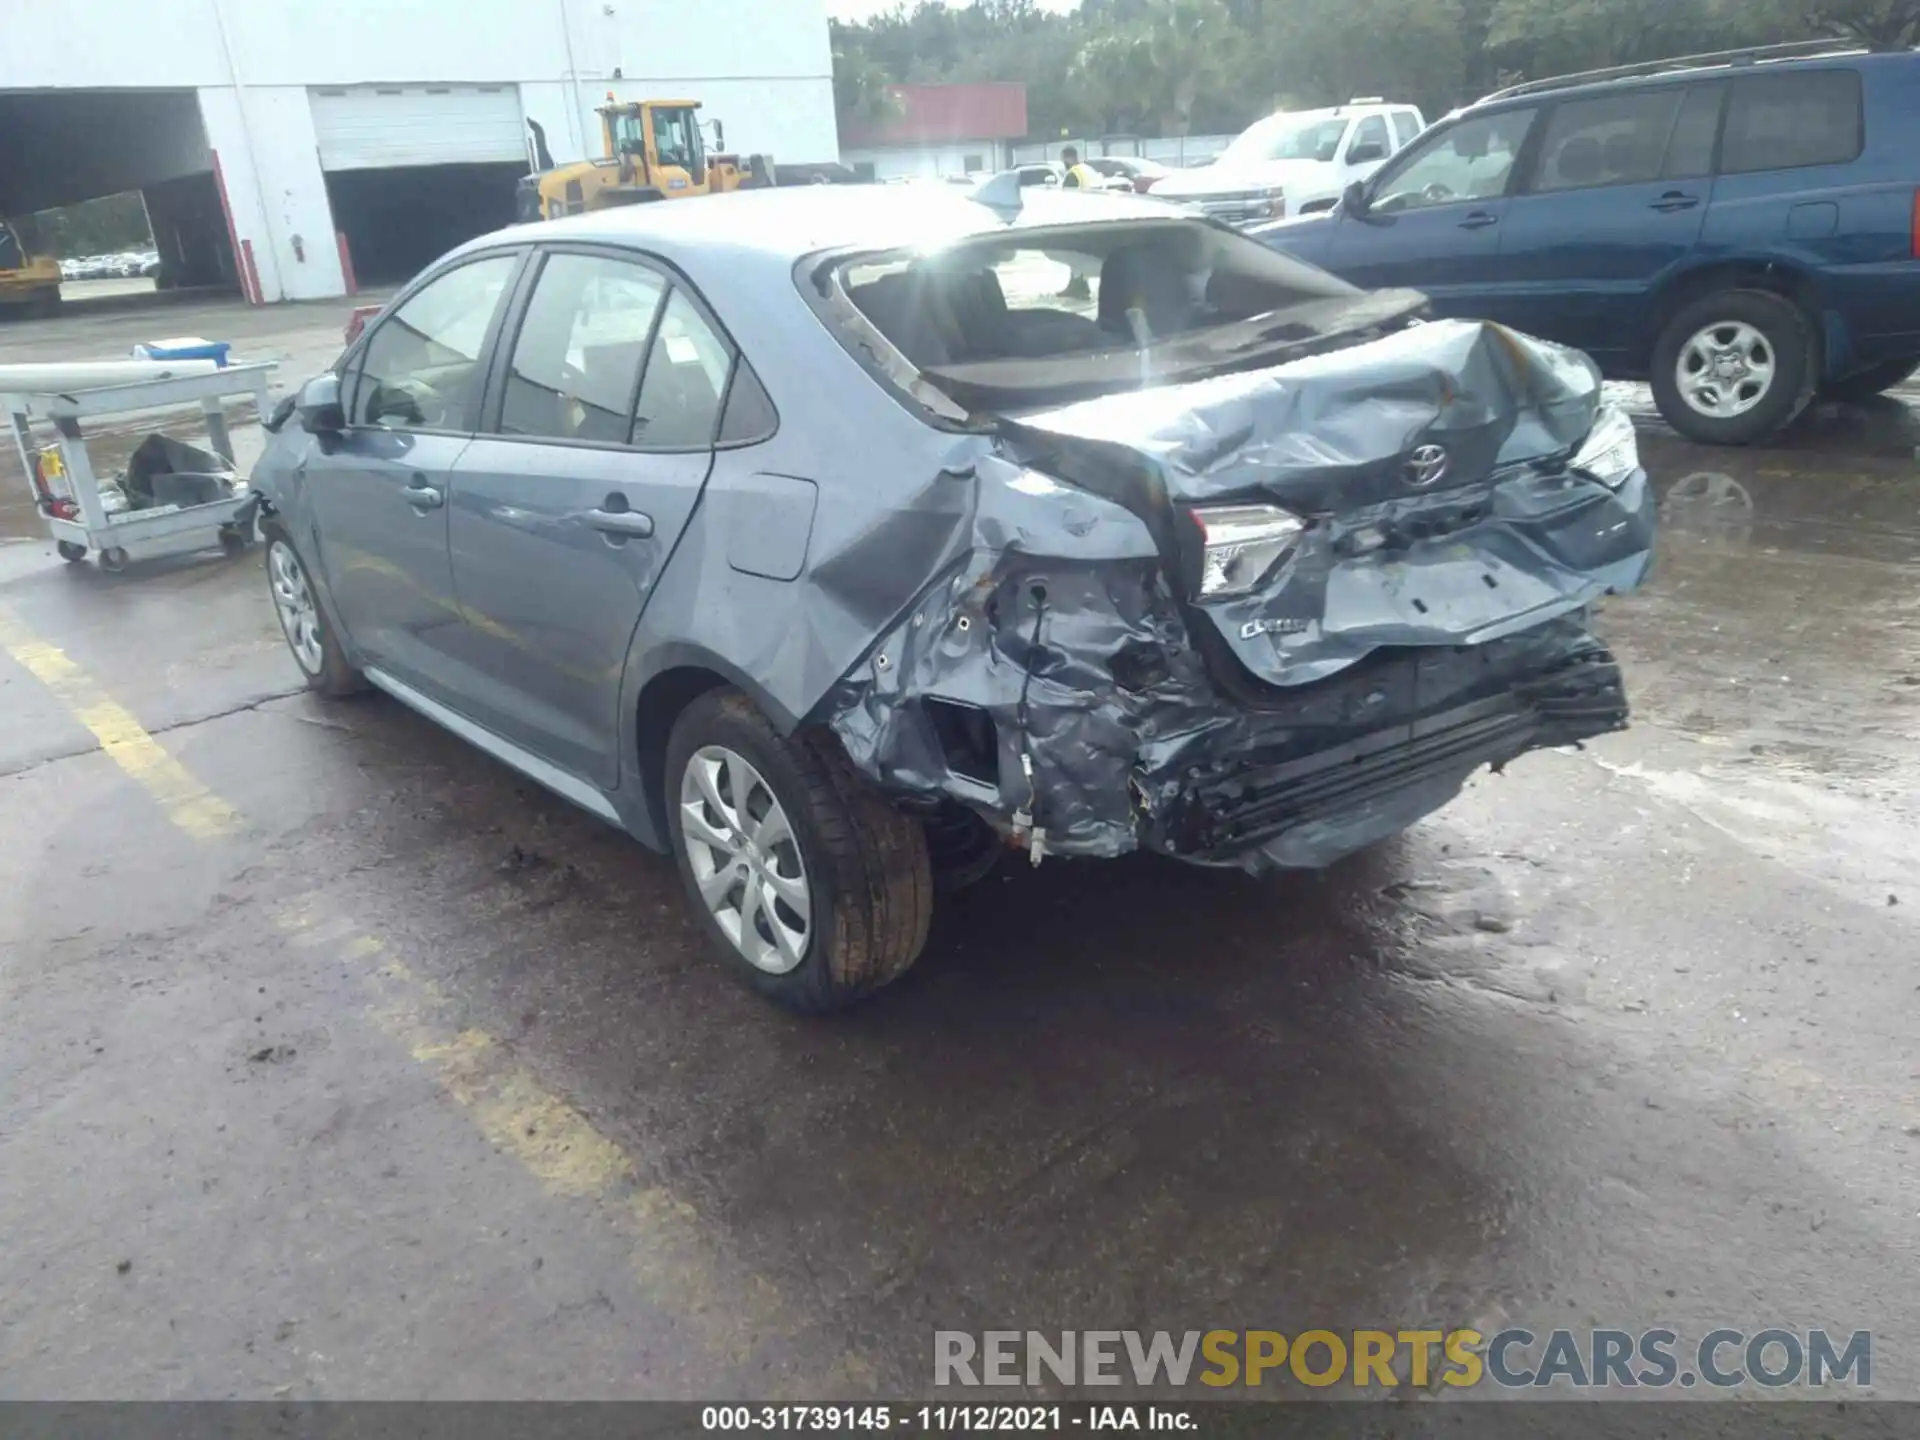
0;88;237;305
310;85;527;170
313;84;530;286
326;163;525;286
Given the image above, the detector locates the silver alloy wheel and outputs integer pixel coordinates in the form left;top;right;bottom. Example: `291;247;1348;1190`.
267;539;325;676
1676;320;1775;419
678;744;812;974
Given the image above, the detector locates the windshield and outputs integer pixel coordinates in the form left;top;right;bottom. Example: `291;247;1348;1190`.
610;111;646;155
653;108;699;170
827;217;1400;410
1218;115;1349;166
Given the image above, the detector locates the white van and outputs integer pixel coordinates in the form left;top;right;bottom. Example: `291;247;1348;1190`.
1151;100;1427;223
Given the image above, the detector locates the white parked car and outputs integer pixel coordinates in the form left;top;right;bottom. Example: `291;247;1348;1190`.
1151;99;1427;224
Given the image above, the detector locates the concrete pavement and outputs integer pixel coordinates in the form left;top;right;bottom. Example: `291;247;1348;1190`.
1;294;1917;1401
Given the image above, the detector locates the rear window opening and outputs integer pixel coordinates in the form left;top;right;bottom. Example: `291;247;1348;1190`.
824;217;1416;411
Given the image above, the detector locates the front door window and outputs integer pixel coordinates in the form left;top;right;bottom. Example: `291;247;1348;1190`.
1370;107;1539;213
652;108;701;175
349;254;516;432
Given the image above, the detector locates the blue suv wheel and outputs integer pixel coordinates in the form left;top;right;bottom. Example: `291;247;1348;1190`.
1650;290;1813;446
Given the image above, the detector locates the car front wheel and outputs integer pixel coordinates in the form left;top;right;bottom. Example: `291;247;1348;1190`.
261;520;365;697
665;689;933;1013
1651;289;1812;445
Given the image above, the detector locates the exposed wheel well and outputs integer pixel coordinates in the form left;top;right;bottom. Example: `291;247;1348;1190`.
1648;262;1825;375
636;666;731;837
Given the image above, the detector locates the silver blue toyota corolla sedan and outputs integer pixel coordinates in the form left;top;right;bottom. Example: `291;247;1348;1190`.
252;182;1654;1012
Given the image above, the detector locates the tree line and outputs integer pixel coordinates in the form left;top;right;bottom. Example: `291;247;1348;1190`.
832;0;1919;142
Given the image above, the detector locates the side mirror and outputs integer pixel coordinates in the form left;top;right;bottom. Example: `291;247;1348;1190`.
1341;179;1371;217
713;121;725;151
1347;141;1387;165
296;373;345;434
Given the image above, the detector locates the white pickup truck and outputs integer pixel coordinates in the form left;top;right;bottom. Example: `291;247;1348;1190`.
1151;99;1427;224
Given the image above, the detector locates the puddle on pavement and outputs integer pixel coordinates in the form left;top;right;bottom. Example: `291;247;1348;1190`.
1598;397;1920;799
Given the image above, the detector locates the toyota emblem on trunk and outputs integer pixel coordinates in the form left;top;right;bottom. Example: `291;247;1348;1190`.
1405;443;1449;487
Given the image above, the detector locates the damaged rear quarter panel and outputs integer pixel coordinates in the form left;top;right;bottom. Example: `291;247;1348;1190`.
799;322;1652;867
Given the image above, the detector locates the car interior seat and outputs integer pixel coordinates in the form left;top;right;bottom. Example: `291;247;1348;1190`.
1098;246;1194;341
1555;135;1605;189
848;270;958;367
1601;129;1655;182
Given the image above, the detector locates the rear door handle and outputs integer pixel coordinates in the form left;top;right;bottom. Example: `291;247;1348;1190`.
588;507;655;538
1457;211;1499;230
1650;192;1700;212
404;475;443;510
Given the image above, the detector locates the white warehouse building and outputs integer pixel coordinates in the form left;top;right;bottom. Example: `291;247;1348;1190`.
0;0;839;301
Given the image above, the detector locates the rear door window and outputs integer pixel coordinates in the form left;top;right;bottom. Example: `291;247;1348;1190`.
1662;83;1726;178
498;252;666;444
631;289;732;449
1528;88;1684;192
1721;69;1862;173
1391;111;1422;147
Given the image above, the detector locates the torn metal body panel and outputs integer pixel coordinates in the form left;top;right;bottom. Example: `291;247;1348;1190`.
820;320;1651;871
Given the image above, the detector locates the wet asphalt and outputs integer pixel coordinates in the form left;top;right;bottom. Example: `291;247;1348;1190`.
1;296;1917;1402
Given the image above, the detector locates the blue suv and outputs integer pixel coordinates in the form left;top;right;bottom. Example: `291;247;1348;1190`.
1254;41;1920;445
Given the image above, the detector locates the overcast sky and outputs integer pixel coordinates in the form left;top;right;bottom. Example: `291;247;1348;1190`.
827;0;1080;23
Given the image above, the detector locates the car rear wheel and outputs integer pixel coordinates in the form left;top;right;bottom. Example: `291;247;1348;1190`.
1821;358;1920;403
665;689;933;1014
1651;290;1812;446
261;520;365;697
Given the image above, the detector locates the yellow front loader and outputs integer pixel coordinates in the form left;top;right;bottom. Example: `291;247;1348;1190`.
515;99;775;223
0;219;62;319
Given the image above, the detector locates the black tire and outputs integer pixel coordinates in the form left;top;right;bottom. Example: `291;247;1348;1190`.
219;521;252;554
259;517;366;697
1650;289;1813;446
665;689;933;1013
57;540;87;563
98;547;128;573
923;801;1003;893
27;289;62;320
1821;358;1920;403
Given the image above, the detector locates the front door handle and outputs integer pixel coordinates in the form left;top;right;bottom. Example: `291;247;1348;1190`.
1457;211;1499;230
404;475;443;510
588;507;655;538
1650;192;1701;212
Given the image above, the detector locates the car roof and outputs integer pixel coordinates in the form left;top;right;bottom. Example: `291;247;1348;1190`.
470;184;1184;272
1467;45;1905;114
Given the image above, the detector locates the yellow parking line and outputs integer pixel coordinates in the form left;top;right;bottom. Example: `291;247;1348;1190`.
0;604;242;839
2;613;852;1385
270;908;858;1380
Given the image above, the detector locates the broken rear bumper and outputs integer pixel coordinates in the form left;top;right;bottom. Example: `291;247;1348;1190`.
1147;620;1624;868
824;533;1629;872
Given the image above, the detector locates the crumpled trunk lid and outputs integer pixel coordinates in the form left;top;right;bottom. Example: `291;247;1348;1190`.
1002;318;1654;687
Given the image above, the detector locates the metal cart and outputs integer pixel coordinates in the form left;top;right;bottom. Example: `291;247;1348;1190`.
5;360;277;572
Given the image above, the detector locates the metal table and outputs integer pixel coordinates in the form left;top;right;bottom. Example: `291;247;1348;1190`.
5;360;277;572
